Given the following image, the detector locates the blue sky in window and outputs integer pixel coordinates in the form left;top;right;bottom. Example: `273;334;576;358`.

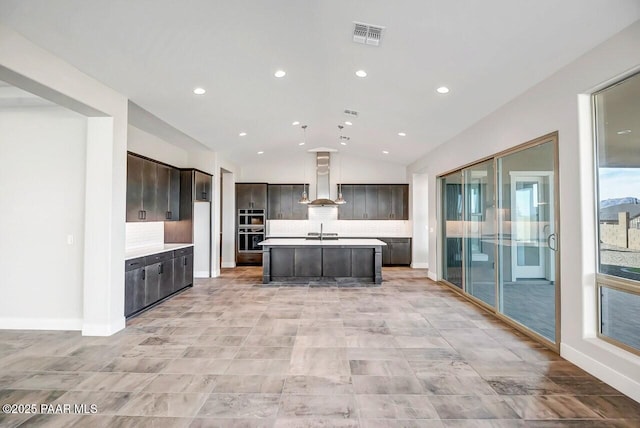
599;168;640;201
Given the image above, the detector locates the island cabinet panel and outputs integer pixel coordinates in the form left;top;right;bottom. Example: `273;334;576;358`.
323;248;352;277
294;248;322;277
271;248;295;276
352;249;375;277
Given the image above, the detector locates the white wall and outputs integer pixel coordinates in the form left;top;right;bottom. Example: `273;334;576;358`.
411;173;429;269
0;106;87;329
240;152;407;200
408;21;640;401
127;125;189;167
221;170;236;268
0;24;129;335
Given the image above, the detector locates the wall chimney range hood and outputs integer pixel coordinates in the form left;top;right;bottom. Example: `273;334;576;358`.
309;150;337;206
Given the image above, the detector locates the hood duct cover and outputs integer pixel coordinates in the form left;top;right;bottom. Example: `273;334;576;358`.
309;152;337;206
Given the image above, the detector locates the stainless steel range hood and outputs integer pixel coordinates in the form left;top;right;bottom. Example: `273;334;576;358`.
309;151;337;206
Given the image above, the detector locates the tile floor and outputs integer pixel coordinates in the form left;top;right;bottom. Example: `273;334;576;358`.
1;267;639;427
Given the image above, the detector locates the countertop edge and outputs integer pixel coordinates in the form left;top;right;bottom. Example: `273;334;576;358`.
125;243;194;260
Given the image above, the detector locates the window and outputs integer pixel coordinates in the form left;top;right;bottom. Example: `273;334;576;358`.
594;71;640;354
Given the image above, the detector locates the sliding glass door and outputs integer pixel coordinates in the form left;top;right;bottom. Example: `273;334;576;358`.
441;172;463;288
439;134;559;348
464;160;496;307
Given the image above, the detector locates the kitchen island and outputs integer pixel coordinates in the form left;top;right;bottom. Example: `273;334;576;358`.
259;238;386;285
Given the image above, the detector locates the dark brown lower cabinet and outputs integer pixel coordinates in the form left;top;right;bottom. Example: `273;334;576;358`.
380;238;412;266
124;247;194;318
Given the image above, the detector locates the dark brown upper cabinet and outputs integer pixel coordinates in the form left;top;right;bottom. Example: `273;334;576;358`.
267;184;308;220
236;183;267;210
194;170;212;202
337;184;408;220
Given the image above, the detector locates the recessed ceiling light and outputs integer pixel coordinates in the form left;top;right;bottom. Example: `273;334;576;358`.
341;142;347;146
345;121;353;126
193;87;206;95
274;70;286;78
298;142;305;146
292;121;300;126
398;132;406;137
239;132;247;137
382;150;389;154
436;86;450;94
355;70;368;78
257;151;264;154
617;129;632;135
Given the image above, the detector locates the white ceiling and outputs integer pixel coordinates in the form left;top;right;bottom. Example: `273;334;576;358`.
0;0;639;165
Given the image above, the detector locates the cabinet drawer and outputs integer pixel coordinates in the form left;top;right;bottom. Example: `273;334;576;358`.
144;251;175;265
125;257;145;272
174;246;194;257
237;253;262;265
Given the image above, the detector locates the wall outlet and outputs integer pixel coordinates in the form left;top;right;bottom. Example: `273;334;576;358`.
67;234;74;245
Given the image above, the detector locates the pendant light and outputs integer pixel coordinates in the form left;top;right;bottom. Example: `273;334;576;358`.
334;125;347;205
298;125;310;204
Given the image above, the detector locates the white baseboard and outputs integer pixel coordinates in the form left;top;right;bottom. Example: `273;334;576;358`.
561;343;640;403
427;271;437;281
221;261;236;268
194;270;211;278
82;317;126;336
411;262;429;269
0;317;83;331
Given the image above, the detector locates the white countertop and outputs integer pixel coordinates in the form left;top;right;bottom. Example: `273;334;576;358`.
259;238;386;247
125;243;193;260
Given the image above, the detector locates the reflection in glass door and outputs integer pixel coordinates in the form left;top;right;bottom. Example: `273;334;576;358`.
464;160;496;307
441;172;463;288
497;141;557;342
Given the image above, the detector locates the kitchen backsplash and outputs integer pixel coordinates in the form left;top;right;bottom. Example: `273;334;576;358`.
267;219;412;237
125;222;164;249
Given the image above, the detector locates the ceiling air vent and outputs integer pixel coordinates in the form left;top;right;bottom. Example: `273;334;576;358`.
344;109;359;118
353;22;385;46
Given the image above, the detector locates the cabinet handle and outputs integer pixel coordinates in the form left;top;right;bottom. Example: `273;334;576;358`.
159;264;163;274
138;210;144;220
184;257;188;266
143;210;147;220
202;192;207;200
142;269;146;280
166;211;171;219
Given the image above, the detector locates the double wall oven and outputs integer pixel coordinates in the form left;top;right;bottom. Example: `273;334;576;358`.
237;209;264;254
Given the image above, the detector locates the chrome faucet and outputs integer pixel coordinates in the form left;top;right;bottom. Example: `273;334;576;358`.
320;223;323;241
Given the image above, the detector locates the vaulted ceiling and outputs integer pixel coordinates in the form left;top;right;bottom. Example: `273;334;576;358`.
1;0;639;165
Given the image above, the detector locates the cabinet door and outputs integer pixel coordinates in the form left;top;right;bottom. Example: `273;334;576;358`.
155;165;171;221
279;185;294;219
390;239;411;265
377;185;392;220
365;185;379;220
141;159;158;220
168;168;181;221
267;185;281;219
236;184;252;210
352;185;367;219
125;267;145;316
126;155;144;221
251;184;267;210
337;185;354;219
144;263;161;306
174;256;186;292
159;258;174;299
184;254;194;287
392;185;408;220
195;171;211;202
291;184;308;220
